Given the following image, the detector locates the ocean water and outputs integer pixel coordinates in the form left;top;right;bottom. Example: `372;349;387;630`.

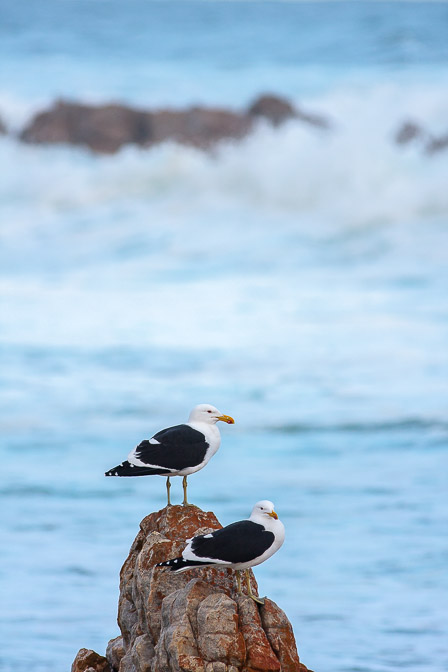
1;2;448;671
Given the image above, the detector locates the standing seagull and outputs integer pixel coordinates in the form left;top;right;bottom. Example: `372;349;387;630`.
156;500;285;604
105;404;234;506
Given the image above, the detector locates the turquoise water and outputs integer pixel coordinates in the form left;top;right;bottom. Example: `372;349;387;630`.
1;2;448;671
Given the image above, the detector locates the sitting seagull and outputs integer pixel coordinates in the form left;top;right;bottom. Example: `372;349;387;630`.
156;500;285;604
105;404;234;506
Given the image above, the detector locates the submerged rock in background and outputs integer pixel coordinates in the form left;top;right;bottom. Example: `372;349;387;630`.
18;94;327;154
72;505;312;672
395;119;448;155
19;100;252;153
248;94;329;129
425;133;448;154
394;120;424;145
20;101;153;154
14;99;448;156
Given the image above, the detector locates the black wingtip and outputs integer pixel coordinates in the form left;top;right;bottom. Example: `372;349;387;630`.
156;558;183;571
156;557;207;572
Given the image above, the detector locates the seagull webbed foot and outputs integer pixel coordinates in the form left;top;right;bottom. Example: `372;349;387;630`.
250;594;265;605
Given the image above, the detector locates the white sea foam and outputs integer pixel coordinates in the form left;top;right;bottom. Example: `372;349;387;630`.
1;81;448;358
1;80;447;226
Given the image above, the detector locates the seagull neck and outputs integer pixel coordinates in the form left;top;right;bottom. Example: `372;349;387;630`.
250;513;277;530
189;420;220;436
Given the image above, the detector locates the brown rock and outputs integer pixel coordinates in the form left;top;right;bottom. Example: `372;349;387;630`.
247;94;297;127
71;648;111;672
106;636;125;671
20;101;152;153
148;107;252;148
197;593;246;666
248;93;330;129
394;120;448;155
71;505;311;672
425;134;448;154
395;121;423;145
260;599;302;672
19;94;329;153
237;596;280;671
19;100;251;153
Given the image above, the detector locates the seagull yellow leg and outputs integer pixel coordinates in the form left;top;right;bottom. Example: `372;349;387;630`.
236;570;243;595
182;476;189;506
166;477;171;506
245;569;264;605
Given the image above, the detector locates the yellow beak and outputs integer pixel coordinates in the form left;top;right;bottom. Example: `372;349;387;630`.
268;511;278;520
217;414;235;424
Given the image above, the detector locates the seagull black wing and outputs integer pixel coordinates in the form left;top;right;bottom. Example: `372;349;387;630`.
157;520;275;570
190;520;275;563
105;424;209;477
105;461;171;477
136;424;209;470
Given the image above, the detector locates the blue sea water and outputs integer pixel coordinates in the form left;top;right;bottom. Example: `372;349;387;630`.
1;2;448;671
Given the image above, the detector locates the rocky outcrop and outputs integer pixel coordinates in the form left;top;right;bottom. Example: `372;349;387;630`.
4;98;448;157
19;101;252;153
19;94;328;154
394;119;448;155
20;102;151;154
426;134;448;155
395;121;424;146
71;505;312;672
71;649;111;672
248;94;329;129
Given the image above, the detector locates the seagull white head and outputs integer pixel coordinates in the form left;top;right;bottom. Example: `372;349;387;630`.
250;500;279;521
188;403;235;425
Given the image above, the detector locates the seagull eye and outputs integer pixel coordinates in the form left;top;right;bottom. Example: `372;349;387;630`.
207;410;212;413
